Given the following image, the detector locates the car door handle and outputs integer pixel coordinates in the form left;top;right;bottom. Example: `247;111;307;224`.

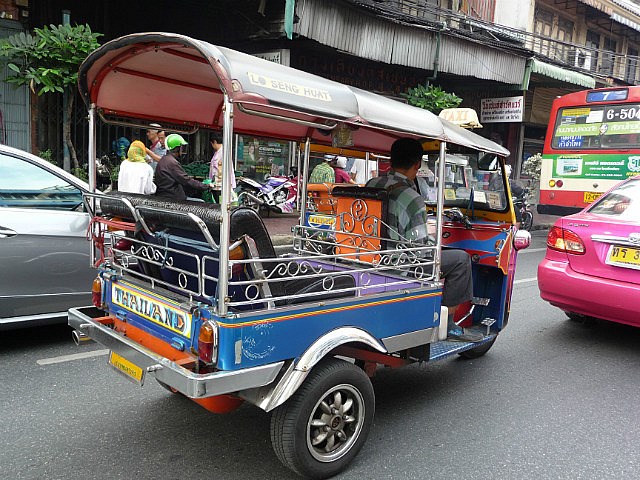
0;226;17;238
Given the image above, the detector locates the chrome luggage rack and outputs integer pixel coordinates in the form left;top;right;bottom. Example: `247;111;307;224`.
85;193;440;312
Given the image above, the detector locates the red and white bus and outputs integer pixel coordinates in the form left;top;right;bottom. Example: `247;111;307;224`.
538;86;640;216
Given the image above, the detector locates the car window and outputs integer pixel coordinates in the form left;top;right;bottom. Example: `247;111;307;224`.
588;178;640;220
0;153;83;210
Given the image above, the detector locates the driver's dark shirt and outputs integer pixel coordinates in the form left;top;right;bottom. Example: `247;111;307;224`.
154;153;208;201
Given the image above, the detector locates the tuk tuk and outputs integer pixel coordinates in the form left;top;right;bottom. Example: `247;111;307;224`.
69;32;530;479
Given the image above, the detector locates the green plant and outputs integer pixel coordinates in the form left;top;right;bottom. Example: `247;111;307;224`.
72;166;88;181
402;83;462;114
38;148;55;165
0;24;102;172
110;163;120;182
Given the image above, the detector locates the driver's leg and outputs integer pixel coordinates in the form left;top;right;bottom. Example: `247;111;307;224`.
441;249;482;342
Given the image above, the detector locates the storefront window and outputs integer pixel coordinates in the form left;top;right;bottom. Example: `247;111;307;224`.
236;135;290;181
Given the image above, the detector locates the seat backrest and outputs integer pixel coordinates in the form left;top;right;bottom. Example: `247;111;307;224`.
331;186;388;262
100;192;276;258
100;193;281;301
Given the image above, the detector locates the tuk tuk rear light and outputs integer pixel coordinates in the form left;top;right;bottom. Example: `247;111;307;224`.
229;243;246;277
547;226;585;255
556;179;564;188
198;320;218;364
549;180;556;187
92;276;104;308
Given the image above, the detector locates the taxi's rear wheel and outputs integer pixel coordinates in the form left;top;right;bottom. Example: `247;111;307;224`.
565;311;594;323
270;358;374;479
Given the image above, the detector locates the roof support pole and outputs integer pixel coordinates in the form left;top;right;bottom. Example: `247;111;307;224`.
217;95;234;317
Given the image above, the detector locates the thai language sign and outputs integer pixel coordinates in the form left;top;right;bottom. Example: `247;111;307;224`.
480;96;524;123
544;153;640;180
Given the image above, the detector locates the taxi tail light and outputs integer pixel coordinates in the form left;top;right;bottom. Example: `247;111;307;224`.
198;320;218;364
547;226;586;255
92;277;104;308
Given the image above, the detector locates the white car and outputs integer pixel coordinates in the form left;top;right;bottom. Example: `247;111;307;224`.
0;145;95;329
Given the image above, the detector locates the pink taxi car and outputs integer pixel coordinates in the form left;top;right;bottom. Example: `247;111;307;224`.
538;176;640;327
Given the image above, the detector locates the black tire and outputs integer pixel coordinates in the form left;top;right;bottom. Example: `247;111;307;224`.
458;336;497;359
521;211;533;231
564;311;594;323
270;358;374;479
156;379;179;394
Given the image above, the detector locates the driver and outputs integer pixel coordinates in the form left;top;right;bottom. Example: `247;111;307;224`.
366;137;482;342
154;134;213;201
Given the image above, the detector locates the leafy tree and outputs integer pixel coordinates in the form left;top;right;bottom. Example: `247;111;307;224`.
0;24;102;171
522;152;542;182
402;83;462;114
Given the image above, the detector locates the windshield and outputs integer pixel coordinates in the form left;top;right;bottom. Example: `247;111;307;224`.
588;178;640;219
552;105;640;150
420;153;509;212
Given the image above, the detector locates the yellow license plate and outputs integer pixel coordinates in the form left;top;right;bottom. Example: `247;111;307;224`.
584;191;602;204
607;245;640;268
108;351;145;384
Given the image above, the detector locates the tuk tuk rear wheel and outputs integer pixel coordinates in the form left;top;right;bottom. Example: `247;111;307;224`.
270;358;374;479
458;336;498;359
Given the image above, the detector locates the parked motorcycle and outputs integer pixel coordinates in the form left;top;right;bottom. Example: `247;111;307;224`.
513;187;533;231
237;169;299;214
96;153;118;191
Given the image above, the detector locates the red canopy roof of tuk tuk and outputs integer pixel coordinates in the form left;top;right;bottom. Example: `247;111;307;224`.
78;32;508;157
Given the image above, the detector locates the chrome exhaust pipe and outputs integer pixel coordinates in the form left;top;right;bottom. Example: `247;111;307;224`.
72;329;94;346
239;191;265;205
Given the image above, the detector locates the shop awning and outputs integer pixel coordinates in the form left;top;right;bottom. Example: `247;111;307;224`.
611;12;640;33
522;58;596;90
576;0;612;15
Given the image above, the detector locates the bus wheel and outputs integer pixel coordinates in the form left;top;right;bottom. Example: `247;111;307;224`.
458;336;498;359
270;358;374;479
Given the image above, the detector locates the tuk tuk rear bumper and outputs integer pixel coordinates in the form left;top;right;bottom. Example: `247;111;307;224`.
68;306;285;398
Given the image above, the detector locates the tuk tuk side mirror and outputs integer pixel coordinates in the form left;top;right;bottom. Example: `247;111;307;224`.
478;153;499;171
513;229;531;251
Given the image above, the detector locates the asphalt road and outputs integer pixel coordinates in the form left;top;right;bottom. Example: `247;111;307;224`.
3;231;640;480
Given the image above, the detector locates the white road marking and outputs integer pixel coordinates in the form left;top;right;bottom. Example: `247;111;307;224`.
518;247;547;254
514;277;537;285
37;349;109;366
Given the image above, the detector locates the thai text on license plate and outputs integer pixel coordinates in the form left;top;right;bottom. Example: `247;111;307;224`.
108;351;145;385
584;191;602;204
606;245;640;270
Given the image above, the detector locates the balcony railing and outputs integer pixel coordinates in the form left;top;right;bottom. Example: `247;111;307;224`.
352;0;640;84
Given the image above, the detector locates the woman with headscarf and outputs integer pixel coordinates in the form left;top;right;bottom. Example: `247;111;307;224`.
117;140;157;194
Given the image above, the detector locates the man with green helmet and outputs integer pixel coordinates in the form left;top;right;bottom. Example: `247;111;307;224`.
154;133;211;201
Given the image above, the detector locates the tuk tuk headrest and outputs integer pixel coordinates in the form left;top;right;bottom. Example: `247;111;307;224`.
331;186;388;201
99;192;275;258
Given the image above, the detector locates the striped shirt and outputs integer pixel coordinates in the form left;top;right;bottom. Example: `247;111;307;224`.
366;171;430;244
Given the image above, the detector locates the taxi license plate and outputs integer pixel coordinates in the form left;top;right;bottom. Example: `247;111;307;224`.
108;351;145;385
606;245;640;269
584;191;602;204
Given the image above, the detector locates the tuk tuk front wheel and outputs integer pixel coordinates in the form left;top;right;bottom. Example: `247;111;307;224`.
270;358;374;479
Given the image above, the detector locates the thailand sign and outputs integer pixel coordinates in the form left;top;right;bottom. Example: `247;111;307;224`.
480;96;524;123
